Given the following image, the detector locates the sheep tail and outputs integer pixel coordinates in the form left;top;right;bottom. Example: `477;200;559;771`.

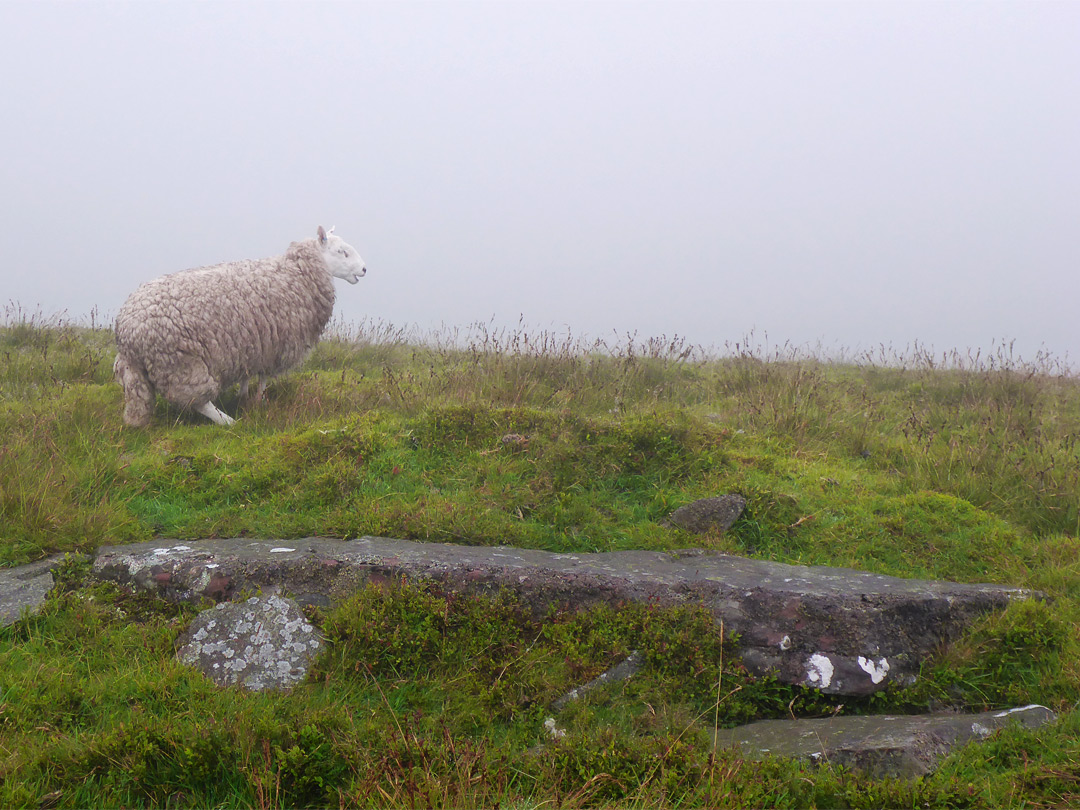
113;353;155;427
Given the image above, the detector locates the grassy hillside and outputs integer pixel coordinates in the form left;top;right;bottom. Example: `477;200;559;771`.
1;309;1079;808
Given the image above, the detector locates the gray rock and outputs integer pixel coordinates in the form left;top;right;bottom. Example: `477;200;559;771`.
94;537;1043;696
551;650;644;712
0;555;66;627
543;651;646;743
176;594;322;691
665;495;746;534
716;704;1057;778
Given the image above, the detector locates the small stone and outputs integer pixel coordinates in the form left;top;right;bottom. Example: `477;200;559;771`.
176;594;322;691
551;651;644;712
665;495;746;534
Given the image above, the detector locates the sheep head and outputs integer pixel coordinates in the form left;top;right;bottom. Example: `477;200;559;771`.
317;224;367;285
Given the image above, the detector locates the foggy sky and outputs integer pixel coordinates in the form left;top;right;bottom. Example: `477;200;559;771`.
2;1;1078;363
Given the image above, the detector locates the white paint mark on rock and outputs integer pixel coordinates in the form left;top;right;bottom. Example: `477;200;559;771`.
270;548;296;554
857;656;891;684
805;653;834;688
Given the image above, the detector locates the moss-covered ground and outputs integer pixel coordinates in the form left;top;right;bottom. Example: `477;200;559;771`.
2;309;1079;808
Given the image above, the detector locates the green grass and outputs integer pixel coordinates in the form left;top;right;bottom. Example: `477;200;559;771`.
2;307;1080;807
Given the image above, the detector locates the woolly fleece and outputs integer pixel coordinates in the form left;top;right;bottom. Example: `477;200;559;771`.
114;234;354;426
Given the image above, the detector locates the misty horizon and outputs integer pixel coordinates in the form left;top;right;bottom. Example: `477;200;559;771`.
2;2;1077;365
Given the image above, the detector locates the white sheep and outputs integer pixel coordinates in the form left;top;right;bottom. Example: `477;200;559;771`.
113;225;366;426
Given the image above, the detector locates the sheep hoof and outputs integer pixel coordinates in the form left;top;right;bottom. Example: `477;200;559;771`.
196;401;236;426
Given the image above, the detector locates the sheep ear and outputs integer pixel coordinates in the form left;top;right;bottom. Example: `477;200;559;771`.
317;225;327;245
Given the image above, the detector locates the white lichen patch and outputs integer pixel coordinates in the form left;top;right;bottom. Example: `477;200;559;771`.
194;568;213;591
543;718;566;739
857;656;890;684
805;653;834;688
1005;589;1037;602
779;635;792;651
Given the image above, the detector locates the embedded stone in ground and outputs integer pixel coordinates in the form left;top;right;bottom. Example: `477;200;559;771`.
93;536;1044;696
664;495;746;533
176;594;322;691
715;705;1057;779
551;650;644;712
0;555;66;627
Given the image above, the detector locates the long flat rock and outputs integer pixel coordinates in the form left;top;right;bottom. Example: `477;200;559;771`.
716;705;1057;778
91;536;1042;696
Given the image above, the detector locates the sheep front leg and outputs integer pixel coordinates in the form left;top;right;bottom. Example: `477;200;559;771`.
196;401;236;426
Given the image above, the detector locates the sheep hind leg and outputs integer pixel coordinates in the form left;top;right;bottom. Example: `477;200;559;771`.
251;376;269;404
114;354;155;427
196;401;236;426
238;375;268;411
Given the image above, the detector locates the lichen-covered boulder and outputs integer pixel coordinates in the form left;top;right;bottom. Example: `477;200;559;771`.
176;594;322;690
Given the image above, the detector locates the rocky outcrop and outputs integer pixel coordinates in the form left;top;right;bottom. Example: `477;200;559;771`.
91;536;1043;696
715;705;1057;778
175;594;322;690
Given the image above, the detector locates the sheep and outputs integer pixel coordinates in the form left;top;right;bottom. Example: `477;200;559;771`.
113;225;366;426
